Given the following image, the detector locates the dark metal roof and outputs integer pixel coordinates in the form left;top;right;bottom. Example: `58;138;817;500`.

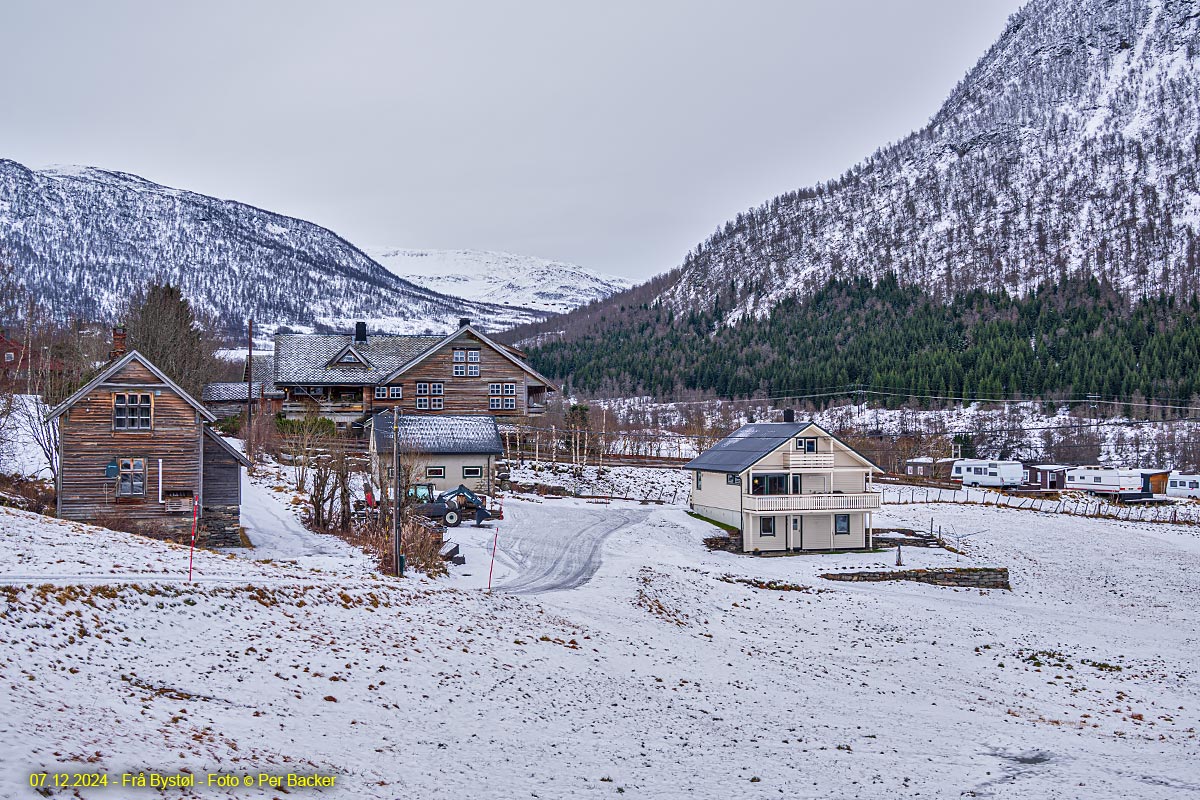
273;333;442;386
369;412;503;455
683;423;808;473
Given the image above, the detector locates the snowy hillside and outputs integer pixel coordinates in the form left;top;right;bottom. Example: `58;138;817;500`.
371;248;629;315
0;160;540;335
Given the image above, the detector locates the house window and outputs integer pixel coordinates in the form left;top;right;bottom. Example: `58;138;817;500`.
453;364;466;376
489;383;503;395
467;350;480;362
3;352;13;363
727;474;740;485
416;383;429;395
374;386;388;399
750;474;788;495
489;397;502;410
113;393;152;430
503;383;516;395
467;363;480;377
426;466;445;479
430;397;444;410
759;516;775;537
696;472;702;489
453;350;466;363
463;466;482;479
117;457;146;496
796;437;816;453
835;514;850;535
1022;470;1030;483
416;398;430;410
389;386;403;399
502;397;516;410
431;383;443;395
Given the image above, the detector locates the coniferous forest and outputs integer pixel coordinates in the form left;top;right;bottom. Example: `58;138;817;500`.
527;275;1200;410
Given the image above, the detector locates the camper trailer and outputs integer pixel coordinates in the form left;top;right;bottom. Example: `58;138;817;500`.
1167;473;1200;499
950;459;1024;488
1065;466;1146;497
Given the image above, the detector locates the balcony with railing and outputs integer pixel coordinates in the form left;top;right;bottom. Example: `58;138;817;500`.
786;452;836;469
743;492;881;513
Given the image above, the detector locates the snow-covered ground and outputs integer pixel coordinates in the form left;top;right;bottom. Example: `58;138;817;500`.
507;460;691;504
2;488;1199;797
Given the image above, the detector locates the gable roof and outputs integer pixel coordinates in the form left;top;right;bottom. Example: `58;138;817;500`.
46;350;217;423
380;324;559;391
368;412;503;455
244;352;275;385
684;421;881;474
326;343;372;369
203;427;253;468
273;333;443;386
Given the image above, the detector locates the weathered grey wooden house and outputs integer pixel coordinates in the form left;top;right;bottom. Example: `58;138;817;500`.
47;349;251;547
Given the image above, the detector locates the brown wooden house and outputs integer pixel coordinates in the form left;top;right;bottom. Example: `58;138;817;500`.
268;319;558;429
47;350;251;547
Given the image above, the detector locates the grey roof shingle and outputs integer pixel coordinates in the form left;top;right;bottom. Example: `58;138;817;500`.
201;382;285;402
369;412;503;455
274;334;443;386
246;352;275;385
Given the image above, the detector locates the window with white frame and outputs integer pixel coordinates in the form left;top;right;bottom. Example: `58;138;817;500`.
834;514;850;535
467;350;480;362
430;397;443;410
426;466;445;479
502;397;516;410
453;363;466;377
113;393;152;430
489;383;503;395
759;516;775;536
117;457;146;496
416;383;429;395
3;352;13;363
489;397;502;410
795;437;817;453
696;472;702;489
726;474;740;485
374;386;388;399
416;398;430;410
389;386;402;399
431;383;443;395
503;383;516;395
452;350;466;362
467;363;480;377
463;466;482;479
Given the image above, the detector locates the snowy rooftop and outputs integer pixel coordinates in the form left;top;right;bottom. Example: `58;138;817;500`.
274;333;442;385
369;412;503;455
200;381;284;402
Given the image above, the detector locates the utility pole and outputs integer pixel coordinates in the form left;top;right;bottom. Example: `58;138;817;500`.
245;318;254;460
392;405;403;577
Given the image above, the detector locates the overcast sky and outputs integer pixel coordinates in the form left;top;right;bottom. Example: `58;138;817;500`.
3;1;1023;281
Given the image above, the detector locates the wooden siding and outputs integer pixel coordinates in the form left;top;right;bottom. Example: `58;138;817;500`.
202;434;241;506
58;361;203;527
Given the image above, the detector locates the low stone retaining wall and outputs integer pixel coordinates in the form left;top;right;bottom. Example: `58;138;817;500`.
199;505;244;548
819;567;1011;590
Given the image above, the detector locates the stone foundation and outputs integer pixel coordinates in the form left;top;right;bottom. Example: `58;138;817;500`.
819;567;1011;590
199;505;244;548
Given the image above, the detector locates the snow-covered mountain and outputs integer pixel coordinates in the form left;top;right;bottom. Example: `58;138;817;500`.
0;160;543;335
369;248;629;315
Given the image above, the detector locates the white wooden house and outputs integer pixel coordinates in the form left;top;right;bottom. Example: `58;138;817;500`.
684;421;882;553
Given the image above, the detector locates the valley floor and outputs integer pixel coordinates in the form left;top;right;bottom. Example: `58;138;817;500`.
1;488;1198;799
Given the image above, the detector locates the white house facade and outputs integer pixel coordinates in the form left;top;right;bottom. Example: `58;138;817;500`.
685;422;883;553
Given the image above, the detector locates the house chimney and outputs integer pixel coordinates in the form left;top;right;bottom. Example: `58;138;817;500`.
458;317;471;329
109;325;127;361
782;408;795;423
354;321;367;345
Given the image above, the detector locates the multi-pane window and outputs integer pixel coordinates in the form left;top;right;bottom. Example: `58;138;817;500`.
390;386;403;398
117;457;146;496
113;393;152;430
374;386;388;399
489;383;503;395
503;383;516;395
467;350;480;362
430;383;444;395
416;398;430;410
452;350;466;362
796;437;816;453
416;383;429;395
453;364;466;376
467;363;480;377
489;397;502;410
502;397;516;410
430;397;444;410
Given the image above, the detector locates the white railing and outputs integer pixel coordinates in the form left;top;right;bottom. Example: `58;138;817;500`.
786;452;836;469
744;492;881;512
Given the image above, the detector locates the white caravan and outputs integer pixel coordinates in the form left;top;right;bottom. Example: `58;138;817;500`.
950;459;1024;488
1167;472;1200;499
1065;466;1144;494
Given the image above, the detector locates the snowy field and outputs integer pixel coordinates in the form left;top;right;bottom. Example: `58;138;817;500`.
2;485;1199;797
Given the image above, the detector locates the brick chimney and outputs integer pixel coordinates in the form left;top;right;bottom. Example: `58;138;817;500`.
110;325;127;361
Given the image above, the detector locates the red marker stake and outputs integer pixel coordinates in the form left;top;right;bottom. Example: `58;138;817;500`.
187;495;198;582
487;529;499;592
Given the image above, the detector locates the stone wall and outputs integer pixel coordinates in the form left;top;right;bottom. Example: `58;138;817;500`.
199;505;244;548
819;567;1010;590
